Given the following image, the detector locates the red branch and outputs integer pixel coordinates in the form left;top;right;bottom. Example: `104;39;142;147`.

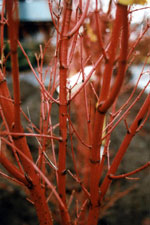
108;162;150;180
67;0;90;37
88;4;128;225
58;1;72;225
6;0;21;132
100;94;150;201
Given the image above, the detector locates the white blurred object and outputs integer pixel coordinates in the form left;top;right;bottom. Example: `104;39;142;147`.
130;65;150;93
100;145;104;161
56;65;96;97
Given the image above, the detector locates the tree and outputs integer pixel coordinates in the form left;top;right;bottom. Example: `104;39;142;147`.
0;0;150;225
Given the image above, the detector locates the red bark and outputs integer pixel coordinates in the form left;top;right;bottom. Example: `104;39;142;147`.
58;1;72;224
87;4;128;225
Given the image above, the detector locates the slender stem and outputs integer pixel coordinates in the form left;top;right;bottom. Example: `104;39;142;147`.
67;0;90;38
0;109;24;173
0;0;5;69
0;170;25;186
18;41;59;104
102;79;150;142
58;1;72;224
0;151;28;185
95;4;107;61
127;23;150;60
108;161;150;180
100;94;150;200
48;0;61;35
0;131;62;141
6;0;21;132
